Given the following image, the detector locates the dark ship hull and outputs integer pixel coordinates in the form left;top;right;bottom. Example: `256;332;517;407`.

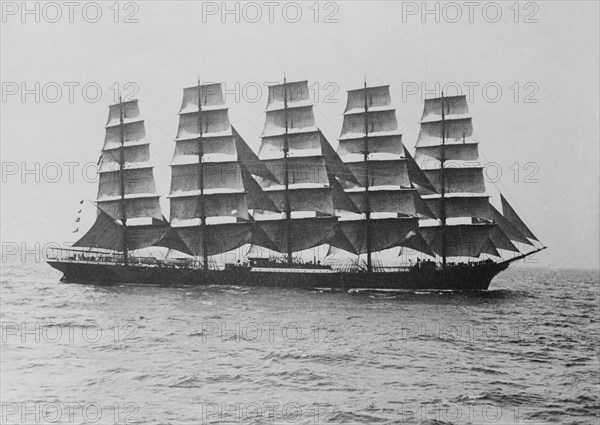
47;259;509;291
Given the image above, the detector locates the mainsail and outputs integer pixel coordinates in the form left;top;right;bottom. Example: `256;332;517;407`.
251;79;359;261
73;99;171;261
415;94;539;261
168;82;279;266
332;83;435;269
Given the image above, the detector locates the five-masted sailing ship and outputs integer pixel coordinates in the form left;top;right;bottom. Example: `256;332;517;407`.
47;78;545;290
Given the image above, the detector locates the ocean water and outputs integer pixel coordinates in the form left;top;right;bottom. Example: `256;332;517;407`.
1;259;598;425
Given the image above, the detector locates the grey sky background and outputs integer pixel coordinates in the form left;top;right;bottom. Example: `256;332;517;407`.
1;1;598;269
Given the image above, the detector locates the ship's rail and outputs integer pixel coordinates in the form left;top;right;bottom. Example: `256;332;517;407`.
326;258;497;273
325;258;415;273
248;257;332;270
47;247;500;273
45;247;209;270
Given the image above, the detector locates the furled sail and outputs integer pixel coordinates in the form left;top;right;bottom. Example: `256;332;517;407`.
332;84;435;263
415;95;534;258
251;80;357;256
169;83;278;258
75;100;171;255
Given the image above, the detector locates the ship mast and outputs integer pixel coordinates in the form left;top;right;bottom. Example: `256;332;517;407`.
118;96;129;266
363;79;372;273
440;91;447;272
282;75;293;264
197;80;209;270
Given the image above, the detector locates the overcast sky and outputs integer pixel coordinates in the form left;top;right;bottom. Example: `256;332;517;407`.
2;1;598;269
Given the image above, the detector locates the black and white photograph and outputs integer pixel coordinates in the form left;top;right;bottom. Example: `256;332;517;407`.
1;1;599;424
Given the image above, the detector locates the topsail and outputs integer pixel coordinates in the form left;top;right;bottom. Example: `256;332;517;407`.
168;83;278;261
415;94;537;259
74;100;171;258
331;84;435;266
97;100;163;222
250;79;359;259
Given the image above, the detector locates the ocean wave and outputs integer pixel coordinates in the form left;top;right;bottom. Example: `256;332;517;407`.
2;263;598;424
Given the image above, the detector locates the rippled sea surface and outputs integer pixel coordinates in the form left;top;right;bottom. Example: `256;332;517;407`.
1;259;599;425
